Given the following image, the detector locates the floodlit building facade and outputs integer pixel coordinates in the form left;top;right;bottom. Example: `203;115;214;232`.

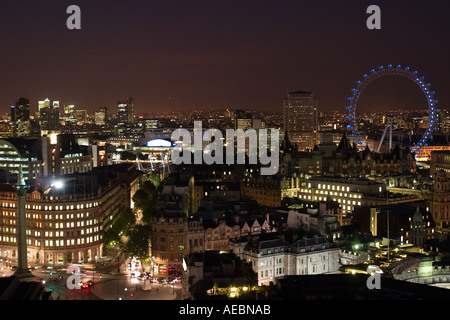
0;164;143;265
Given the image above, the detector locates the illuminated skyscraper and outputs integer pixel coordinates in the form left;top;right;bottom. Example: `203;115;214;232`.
75;109;87;125
38;98;50;112
11;98;31;137
63;105;76;125
283;91;318;151
117;97;134;125
38;98;60;134
94;107;108;126
11;97;30;122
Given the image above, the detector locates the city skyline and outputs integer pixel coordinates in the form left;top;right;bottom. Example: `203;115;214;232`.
0;1;449;114
2;0;450;305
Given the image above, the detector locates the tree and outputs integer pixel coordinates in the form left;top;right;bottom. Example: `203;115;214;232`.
138;153;148;161
103;207;136;249
132;180;159;224
120;151;135;161
132;189;151;211
142;180;157;198
66;252;73;264
123;225;152;260
147;171;161;189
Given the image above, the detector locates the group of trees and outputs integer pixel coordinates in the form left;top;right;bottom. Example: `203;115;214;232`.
120;151;148;161
102;207;136;256
132;179;159;224
103;172;161;262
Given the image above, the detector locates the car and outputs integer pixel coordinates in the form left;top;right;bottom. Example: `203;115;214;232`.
81;282;89;289
86;280;93;286
137;274;146;280
130;273;135;278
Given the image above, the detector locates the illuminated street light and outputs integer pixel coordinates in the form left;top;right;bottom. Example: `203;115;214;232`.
54;181;63;189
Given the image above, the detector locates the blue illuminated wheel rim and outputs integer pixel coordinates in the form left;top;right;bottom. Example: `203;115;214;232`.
346;64;438;151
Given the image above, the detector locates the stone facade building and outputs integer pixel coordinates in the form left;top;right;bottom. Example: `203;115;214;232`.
429;170;450;230
0;164;143;265
151;211;189;276
243;233;340;286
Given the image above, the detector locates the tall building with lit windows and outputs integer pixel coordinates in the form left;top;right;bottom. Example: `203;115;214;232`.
12;98;30;121
117;97;134;125
38;98;60;134
283;91;318;151
11;97;31;137
94;107;108;126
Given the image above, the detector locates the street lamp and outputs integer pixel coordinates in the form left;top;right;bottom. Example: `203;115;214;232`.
54;181;63;189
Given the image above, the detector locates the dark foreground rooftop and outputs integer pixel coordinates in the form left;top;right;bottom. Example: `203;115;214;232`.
0;276;52;300
272;274;450;300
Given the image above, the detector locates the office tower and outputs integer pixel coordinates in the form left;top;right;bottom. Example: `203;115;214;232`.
75;109;87;125
38;98;51;111
117;97;134;125
283;91;318;151
11;97;30;122
94;107;108;126
63;105;76;125
38;98;60;134
11;98;31;137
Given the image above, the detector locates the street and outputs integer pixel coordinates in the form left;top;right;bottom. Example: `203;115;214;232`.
0;258;182;300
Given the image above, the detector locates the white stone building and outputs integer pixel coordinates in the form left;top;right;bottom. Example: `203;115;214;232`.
242;233;341;286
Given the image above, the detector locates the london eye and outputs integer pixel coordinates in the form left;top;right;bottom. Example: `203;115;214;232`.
346;64;439;153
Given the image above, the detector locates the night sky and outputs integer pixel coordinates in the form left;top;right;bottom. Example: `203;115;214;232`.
0;0;449;114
